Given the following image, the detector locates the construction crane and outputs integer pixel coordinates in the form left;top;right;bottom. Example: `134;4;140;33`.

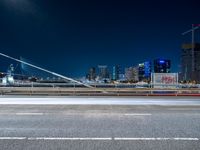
182;24;200;72
0;52;93;88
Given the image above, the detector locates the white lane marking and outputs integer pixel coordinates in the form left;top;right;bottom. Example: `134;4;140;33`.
0;137;26;140
0;137;199;141
15;113;44;116
173;138;199;141
0;113;151;116
28;137;112;141
124;113;152;116
1;97;200;106
114;138;199;141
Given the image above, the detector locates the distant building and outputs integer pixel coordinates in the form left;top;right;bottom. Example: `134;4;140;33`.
125;67;138;82
138;61;151;81
119;74;126;81
181;43;200;82
154;59;171;73
98;65;110;80
0;72;5;78
86;67;96;81
112;65;120;81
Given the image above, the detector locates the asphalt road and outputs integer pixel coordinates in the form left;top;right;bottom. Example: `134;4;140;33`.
0;97;200;150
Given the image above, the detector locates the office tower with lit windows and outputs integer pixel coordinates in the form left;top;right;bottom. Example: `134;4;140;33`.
154;59;171;73
125;67;138;82
112;65;120;81
138;61;151;81
98;65;110;80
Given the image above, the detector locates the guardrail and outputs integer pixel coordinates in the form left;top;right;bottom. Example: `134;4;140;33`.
0;82;200;89
0;86;200;96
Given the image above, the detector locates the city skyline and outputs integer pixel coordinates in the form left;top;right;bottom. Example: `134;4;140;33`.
0;0;200;77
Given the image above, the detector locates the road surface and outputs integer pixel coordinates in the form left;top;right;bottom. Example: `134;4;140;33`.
0;96;200;149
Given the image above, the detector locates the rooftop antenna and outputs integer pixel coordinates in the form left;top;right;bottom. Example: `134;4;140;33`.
0;52;93;88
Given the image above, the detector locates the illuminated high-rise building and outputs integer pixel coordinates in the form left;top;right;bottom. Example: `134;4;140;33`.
98;65;110;80
138;61;151;81
125;67;138;82
112;65;120;81
154;59;171;73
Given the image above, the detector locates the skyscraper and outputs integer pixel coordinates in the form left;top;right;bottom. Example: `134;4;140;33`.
112;65;120;81
125;67;138;82
98;65;110;80
86;67;96;81
138;61;151;81
154;59;171;73
181;43;200;82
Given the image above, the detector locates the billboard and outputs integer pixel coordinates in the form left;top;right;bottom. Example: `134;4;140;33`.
152;73;178;88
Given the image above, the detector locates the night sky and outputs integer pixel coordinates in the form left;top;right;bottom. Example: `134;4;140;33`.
0;0;200;77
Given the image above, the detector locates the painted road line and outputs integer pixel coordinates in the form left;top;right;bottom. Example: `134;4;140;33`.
114;138;199;141
0;137;26;140
0;137;199;141
28;137;112;141
124;113;152;116
15;113;44;116
0;97;200;106
173;138;199;141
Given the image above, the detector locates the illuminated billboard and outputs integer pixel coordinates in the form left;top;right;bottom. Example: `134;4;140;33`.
152;73;178;88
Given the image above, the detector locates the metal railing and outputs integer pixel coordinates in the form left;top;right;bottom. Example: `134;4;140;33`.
0;83;200;96
0;82;200;89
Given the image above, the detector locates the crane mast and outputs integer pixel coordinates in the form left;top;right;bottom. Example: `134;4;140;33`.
182;24;200;73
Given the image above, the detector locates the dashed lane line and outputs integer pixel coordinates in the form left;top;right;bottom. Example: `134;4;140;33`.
124;113;152;116
15;113;44;115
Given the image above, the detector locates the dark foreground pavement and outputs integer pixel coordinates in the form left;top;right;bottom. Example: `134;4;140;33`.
0;104;200;150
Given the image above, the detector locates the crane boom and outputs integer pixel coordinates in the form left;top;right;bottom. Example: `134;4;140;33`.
182;26;199;35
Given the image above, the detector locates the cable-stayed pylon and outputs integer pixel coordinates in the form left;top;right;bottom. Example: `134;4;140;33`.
0;52;93;88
